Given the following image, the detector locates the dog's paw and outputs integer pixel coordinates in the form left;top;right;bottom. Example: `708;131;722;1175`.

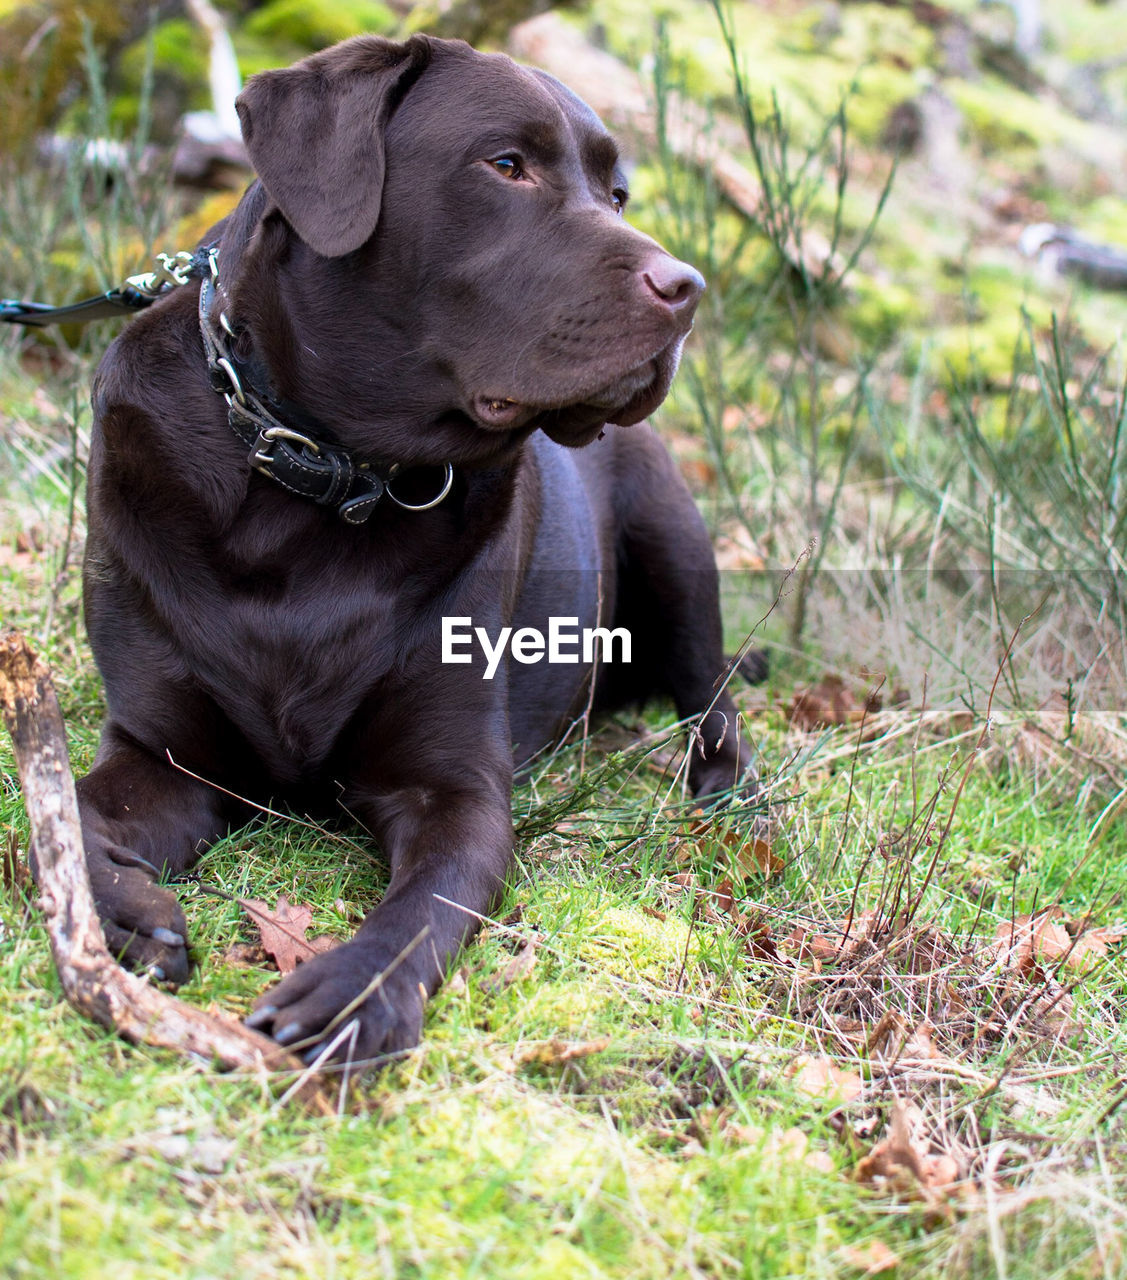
245;940;425;1066
87;844;189;984
689;751;761;807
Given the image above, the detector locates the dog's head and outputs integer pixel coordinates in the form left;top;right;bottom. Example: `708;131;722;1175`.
230;36;703;453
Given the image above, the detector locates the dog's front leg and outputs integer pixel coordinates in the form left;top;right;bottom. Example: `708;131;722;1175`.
247;763;514;1066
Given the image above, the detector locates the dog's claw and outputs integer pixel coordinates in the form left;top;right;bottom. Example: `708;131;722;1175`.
151;926;185;948
274;1021;304;1046
149;965;166;982
106;845;162;877
245;1005;278;1030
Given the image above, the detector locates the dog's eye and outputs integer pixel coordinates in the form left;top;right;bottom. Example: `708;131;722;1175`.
612;188;628;214
490;156;524;180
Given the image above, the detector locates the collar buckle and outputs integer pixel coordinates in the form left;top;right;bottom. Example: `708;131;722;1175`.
200;249;454;524
251;424;321;468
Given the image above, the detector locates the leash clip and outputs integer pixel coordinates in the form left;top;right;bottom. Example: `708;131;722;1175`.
125;251;197;300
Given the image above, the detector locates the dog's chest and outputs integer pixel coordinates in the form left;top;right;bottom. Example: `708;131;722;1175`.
221;589;397;775
181;536;434;782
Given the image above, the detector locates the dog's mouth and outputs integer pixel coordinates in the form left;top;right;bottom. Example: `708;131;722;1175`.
470;352;674;444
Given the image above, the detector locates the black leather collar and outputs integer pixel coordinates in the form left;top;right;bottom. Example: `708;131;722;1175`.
198;249;453;524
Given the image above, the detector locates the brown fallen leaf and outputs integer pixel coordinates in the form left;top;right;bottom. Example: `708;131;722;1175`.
993;908;1083;976
482;938;537;993
901;1021;941;1060
1056;919;1125;970
787;1055;864;1105
714;876;737;918
787;674;861;730
220;941;270;968
513;1037;611;1065
840;1239;901;1275
744;919;782;963
865;1009;908;1056
723;1119;837;1172
688;811;784;878
854;1104;960;1208
240;895;336;974
782;925;835;969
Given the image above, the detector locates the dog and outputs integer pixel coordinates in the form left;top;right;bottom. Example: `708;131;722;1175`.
76;33;752;1064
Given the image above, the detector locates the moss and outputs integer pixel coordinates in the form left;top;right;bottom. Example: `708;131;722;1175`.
1080;196;1127;248
243;0;397;53
948;76;1067;152
172;191;245;248
577;902;698;983
845;272;925;349
926;317;1028;389
838;64;922;145
831;2;937;74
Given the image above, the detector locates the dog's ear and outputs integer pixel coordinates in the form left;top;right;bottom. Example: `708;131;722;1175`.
235;35;432;258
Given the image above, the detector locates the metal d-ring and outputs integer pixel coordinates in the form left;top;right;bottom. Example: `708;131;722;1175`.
385;462;454;511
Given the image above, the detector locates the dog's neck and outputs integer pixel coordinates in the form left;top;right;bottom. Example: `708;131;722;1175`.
213;185;532;477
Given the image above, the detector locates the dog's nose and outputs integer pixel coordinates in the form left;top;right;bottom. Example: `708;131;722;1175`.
642;257;706;312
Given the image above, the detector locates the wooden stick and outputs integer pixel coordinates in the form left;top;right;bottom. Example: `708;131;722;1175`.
0;631;329;1111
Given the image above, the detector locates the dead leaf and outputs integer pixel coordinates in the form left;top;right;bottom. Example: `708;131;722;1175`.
841;1240;901;1275
724;1119;836;1172
865;1009;908;1056
513;1037;610;1065
787;675;861;730
901;1021;941;1060
1058;923;1125;970
482;938;537;992
854;1104;925;1190
993;909;1082;975
854;1104;961;1208
743;920;782;962
714;876;736;917
804;1149;836;1174
240;896;336;974
688;812;784;878
679;457;718;489
713;524;767;571
787;1055;864;1105
220;941;269;968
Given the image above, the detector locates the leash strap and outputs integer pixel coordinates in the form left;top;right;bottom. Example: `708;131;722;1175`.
1;289;154;327
1;250;212;328
4;242;457;525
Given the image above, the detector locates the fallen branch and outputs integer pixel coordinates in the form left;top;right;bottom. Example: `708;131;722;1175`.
0;631;328;1112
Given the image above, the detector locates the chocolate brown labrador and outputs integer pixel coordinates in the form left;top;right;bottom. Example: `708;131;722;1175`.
77;33;752;1064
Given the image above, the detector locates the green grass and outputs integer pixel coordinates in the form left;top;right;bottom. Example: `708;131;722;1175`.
2;453;1125;1277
